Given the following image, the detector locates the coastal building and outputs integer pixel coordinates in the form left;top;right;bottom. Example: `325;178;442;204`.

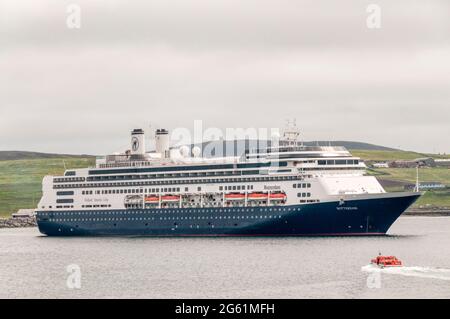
389;158;435;168
372;162;389;168
12;209;36;218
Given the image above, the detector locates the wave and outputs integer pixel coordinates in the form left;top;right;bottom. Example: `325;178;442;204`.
361;264;450;281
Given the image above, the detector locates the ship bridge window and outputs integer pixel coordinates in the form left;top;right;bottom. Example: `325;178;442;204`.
318;160;326;165
57;191;74;196
56;198;74;204
336;160;346;165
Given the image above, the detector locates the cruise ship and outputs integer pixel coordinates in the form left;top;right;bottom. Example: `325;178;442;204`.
35;126;421;236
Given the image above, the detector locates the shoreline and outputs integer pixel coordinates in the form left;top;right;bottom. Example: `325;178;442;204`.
403;208;450;217
1;209;450;229
0;217;37;229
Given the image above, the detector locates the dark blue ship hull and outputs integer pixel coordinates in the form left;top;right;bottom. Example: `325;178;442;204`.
36;192;420;236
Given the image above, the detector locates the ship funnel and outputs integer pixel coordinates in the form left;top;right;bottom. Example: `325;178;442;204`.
155;128;170;159
131;129;146;155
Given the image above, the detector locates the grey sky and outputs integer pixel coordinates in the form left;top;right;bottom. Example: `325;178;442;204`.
1;0;449;154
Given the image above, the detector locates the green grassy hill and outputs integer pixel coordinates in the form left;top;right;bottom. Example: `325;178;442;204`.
351;150;450;161
0;158;94;217
354;149;450;208
366;167;450;208
0;151;94;161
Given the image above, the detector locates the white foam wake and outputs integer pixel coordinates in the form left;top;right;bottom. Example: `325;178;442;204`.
361;264;450;281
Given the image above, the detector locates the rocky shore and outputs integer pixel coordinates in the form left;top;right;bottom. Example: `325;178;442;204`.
404;208;450;216
0;217;37;228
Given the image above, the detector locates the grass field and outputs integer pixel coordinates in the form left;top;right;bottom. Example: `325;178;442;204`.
0;150;448;217
367;167;450;208
351;150;450;161
0;158;94;217
357;146;450;208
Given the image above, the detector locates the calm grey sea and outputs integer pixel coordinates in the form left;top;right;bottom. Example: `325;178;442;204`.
1;216;449;299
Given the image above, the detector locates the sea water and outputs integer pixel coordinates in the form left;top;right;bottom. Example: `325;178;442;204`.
0;216;449;298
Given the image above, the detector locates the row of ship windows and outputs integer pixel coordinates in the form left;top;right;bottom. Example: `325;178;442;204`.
317;159;359;165
55;168;283;183
75;183;305;196
53;175;308;189
85;170;256;182
82;205;112;208
43;206;297;215
50;215;284;222
220;185;254;191
293;183;311;188
52;200;317;210
54;177;85;183
297;192;312;198
82;187;191;195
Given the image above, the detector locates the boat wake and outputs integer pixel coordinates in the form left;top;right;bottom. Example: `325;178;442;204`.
361;264;450;281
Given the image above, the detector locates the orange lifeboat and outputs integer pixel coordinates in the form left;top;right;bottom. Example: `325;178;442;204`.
370;255;403;268
161;195;180;202
269;193;287;200
247;193;268;200
225;193;245;200
145;196;159;203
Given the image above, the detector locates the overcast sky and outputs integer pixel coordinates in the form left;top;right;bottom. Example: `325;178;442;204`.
1;0;449;155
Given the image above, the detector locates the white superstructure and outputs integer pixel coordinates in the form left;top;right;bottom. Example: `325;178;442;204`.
37;126;386;213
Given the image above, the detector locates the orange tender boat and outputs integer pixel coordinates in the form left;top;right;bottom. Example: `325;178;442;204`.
371;255;403;268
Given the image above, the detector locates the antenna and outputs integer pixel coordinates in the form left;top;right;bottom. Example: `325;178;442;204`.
62;159;67;171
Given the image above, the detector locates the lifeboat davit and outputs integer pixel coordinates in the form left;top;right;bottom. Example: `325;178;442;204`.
145;196;159;203
225;193;245;200
161;195;180;202
371;255;403;268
